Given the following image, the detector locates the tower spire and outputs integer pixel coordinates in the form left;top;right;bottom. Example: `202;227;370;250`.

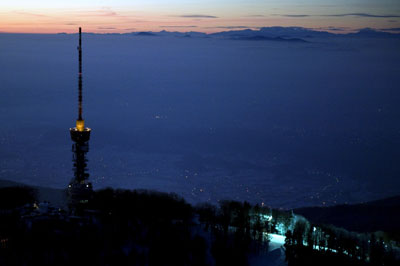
78;27;82;121
70;27;91;143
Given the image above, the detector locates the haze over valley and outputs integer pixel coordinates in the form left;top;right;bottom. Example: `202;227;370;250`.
1;28;400;208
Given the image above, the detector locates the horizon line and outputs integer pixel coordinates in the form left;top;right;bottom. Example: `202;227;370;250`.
1;26;399;35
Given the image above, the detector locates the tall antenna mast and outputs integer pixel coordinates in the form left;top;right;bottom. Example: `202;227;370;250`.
78;27;83;121
70;27;91;142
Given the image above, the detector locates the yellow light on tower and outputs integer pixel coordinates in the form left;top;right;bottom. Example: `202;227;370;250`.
76;119;85;131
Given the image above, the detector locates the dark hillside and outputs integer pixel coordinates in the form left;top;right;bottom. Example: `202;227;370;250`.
294;196;400;233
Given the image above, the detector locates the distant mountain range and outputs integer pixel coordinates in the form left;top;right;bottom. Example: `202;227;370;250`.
294;195;400;233
122;27;400;41
45;27;400;42
2;26;398;41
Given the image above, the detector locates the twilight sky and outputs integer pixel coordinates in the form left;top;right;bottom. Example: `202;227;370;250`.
1;0;399;33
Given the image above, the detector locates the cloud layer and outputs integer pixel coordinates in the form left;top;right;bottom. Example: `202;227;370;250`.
277;13;400;18
180;14;218;18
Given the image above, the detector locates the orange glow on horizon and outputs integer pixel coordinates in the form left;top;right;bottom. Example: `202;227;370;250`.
0;7;399;34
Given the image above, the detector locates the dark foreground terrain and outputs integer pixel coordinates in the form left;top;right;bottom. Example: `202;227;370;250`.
0;183;399;265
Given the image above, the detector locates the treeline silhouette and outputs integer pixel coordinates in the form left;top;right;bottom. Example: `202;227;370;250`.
0;186;399;265
0;187;272;265
0;186;36;209
284;220;398;266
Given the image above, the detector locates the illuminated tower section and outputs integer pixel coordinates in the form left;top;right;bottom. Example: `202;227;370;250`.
68;27;92;207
